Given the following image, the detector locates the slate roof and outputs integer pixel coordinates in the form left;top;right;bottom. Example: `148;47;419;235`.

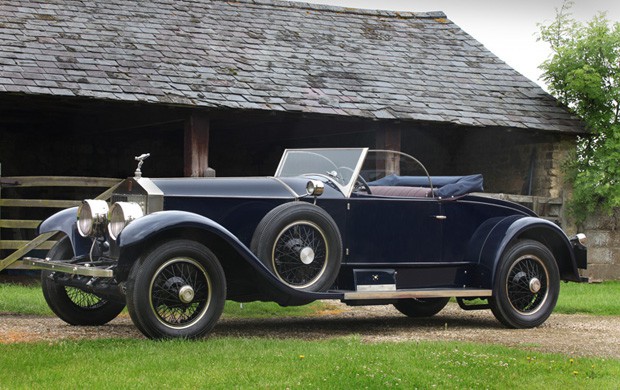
0;0;584;133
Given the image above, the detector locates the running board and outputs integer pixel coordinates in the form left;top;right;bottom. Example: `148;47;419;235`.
342;288;492;301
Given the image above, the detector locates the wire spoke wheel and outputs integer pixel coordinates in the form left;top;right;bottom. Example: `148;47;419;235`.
150;257;212;329
490;239;559;328
506;255;548;314
41;237;125;326
65;287;107;310
251;202;343;293
272;221;328;288
126;240;226;339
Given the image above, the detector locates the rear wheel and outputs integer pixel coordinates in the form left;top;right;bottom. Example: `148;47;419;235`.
393;297;449;318
126;240;226;339
41;237;125;326
489;240;560;328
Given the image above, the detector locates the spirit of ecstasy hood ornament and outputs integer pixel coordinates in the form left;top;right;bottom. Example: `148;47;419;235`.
134;153;150;179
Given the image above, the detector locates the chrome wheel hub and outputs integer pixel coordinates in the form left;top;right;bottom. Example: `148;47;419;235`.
299;247;315;265
178;285;195;304
529;277;541;293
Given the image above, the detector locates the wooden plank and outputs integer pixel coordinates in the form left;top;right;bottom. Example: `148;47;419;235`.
184;111;211;177
0;219;40;229
0;231;56;270
1;240;56;250
0;199;81;208
95;181;122;200
1;177;121;188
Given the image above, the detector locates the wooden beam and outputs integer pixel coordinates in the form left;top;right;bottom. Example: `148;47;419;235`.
0;177;120;188
0;199;81;208
375;128;402;152
0;219;41;229
184;112;211;177
0;231;56;271
375;128;402;175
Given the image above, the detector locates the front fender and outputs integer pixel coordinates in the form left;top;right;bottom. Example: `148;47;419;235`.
475;216;581;288
38;207;91;257
115;210;326;305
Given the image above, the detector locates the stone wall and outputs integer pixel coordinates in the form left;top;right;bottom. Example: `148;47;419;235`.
581;210;620;281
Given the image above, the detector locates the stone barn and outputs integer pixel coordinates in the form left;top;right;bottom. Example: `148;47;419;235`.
2;0;610;278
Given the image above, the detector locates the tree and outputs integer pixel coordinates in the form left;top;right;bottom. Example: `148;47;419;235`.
539;1;620;223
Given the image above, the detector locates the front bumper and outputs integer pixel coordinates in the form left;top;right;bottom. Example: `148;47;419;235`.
23;257;114;278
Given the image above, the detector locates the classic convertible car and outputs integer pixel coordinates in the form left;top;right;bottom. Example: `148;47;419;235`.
25;148;588;339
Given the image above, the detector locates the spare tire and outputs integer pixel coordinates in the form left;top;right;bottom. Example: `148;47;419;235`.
251;202;343;292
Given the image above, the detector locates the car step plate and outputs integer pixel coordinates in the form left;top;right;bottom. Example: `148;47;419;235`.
343;288;492;300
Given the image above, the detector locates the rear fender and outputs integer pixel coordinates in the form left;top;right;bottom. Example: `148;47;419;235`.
473;216;581;288
115;210;324;305
38;207;91;257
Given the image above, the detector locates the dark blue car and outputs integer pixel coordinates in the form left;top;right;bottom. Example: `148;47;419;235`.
25;148;588;339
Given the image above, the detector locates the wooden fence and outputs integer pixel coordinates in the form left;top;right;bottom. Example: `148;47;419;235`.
0;175;121;271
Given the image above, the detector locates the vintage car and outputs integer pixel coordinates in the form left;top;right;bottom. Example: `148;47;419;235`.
25;148;588;339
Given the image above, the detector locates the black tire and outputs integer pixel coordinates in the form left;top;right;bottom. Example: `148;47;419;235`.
393;297;450;318
489;240;560;328
41;237;125;326
251;202;342;292
126;240;226;339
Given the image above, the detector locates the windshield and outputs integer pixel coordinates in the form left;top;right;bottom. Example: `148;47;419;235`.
275;148;368;194
360;150;432;186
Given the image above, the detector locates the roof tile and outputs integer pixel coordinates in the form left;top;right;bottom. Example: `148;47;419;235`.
0;0;584;133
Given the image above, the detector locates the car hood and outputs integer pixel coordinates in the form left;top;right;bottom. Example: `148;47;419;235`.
150;177;302;199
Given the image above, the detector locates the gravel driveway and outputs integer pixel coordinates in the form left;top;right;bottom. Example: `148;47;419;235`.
2;303;618;359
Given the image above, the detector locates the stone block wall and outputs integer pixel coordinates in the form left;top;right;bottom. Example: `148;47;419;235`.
581;210;620;281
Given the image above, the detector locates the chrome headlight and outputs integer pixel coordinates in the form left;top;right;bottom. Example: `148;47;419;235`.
306;180;325;196
77;199;109;237
108;202;144;240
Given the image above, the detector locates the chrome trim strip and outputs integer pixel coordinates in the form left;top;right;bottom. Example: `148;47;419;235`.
22;257;114;278
343;288;492;300
356;284;397;292
271;177;302;198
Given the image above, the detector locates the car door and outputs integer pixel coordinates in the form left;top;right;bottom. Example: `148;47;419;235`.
344;196;443;265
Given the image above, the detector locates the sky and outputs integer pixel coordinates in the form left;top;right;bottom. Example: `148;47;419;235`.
287;0;620;89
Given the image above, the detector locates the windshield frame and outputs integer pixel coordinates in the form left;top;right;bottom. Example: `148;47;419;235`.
275;148;369;197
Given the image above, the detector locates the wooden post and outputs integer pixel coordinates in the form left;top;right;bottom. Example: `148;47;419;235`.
184;112;211;177
375;128;402;175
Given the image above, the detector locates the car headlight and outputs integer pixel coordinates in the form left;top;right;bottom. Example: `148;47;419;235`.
108;202;144;240
306;180;325;196
77;199;109;237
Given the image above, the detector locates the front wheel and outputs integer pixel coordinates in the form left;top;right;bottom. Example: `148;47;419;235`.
126;240;226;339
41;237;125;326
489;240;560;328
393;297;449;318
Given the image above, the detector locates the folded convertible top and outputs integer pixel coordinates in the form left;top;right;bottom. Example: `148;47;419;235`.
368;174;484;198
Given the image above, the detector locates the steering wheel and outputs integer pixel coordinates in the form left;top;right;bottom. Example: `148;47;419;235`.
336;166;372;194
354;174;372;194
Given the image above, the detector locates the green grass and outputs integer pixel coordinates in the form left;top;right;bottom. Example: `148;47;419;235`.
0;283;51;316
556;281;620;315
0;282;334;318
0;337;617;389
2;281;620;317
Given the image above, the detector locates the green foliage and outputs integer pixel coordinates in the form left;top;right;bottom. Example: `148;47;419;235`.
0;337;618;388
539;1;620;222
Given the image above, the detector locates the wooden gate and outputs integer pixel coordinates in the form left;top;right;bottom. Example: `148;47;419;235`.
0;172;121;271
